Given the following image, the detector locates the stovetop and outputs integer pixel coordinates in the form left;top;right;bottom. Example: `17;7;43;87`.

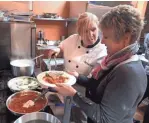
0;70;13;91
0;70;13;123
0;70;53;123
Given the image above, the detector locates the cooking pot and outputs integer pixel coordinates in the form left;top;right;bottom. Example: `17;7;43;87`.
6;90;48;116
10;59;35;76
14;112;61;123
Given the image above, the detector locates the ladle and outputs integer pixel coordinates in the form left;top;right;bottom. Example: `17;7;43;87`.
32;54;44;61
23;87;57;108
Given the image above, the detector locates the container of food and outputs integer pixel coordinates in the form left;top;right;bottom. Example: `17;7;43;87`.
7;76;39;92
6;90;48;116
10;59;35;76
14;112;61;123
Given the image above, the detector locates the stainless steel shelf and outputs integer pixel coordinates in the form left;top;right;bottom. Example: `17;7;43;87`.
33;17;77;22
33;17;77;27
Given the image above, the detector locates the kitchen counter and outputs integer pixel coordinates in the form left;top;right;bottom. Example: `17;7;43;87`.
36;45;59;50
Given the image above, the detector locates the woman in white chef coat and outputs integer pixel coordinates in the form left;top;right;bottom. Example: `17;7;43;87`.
48;12;107;123
49;12;107;76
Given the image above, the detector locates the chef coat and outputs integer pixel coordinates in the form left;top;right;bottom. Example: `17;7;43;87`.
60;34;107;76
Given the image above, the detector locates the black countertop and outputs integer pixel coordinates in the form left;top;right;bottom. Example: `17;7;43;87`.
0;70;55;123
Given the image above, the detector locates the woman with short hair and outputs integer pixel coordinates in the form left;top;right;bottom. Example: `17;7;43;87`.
53;5;147;123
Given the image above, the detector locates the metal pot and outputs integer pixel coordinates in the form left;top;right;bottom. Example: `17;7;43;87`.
10;59;35;76
6;90;48;116
14;112;61;123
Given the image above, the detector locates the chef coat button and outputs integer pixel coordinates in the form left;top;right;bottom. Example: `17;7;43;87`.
76;65;79;68
86;51;89;53
68;60;71;63
78;46;81;48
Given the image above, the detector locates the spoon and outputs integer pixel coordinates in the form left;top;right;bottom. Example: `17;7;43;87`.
23;89;48;108
23;87;57;108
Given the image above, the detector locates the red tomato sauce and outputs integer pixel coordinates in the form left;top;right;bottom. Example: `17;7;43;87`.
8;91;47;114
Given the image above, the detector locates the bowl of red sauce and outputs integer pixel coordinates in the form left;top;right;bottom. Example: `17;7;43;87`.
6;90;48;115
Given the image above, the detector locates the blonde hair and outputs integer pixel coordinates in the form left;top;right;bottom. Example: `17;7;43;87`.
77;12;99;38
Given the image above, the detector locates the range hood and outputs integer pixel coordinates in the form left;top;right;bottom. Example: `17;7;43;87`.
86;1;136;19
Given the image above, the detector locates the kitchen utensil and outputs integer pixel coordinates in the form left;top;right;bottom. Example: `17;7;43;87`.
23;88;50;107
10;55;43;76
6;90;48;116
33;89;48;102
37;71;76;87
14;112;61;123
10;59;35;76
32;54;44;61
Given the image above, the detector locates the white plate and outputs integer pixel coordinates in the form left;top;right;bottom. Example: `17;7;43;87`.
8;76;39;92
37;71;76;87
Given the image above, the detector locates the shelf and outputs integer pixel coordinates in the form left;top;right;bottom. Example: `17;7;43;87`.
33;17;77;22
33;17;77;27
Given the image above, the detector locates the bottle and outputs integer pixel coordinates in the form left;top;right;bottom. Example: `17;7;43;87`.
38;30;44;40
